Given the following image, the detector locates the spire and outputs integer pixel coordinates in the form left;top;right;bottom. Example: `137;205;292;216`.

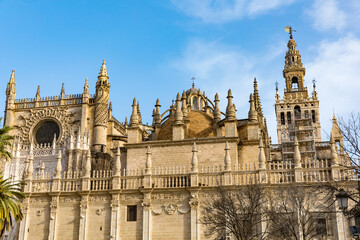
6;69;16;102
124;117;128;128
311;78;318;99
275;81;280;101
36;85;40;100
258;139;266;169
226;89;236;120
137;102;142;124
55;150;62;178
181;91;188;120
191;142;198;173
248;93;257;123
114;147;121;176
214;93;221;121
9;69;15;84
253;78;263;116
294;136;301;168
224;141;231;171
154;99;161;125
174;93;184;124
60;83;65;98
84;150;91;177
145;146;152;174
98;59;109;80
130;98;139;127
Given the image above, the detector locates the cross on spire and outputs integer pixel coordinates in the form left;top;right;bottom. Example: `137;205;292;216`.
191;76;196;88
312;78;317;87
275;81;279;91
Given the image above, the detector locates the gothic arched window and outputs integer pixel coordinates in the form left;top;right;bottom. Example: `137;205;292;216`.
192;97;198;110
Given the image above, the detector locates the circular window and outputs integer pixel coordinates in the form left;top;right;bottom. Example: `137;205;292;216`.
34;120;60;144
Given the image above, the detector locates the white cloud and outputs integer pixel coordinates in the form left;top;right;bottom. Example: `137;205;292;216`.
306;34;360;136
170;0;295;23
307;0;346;31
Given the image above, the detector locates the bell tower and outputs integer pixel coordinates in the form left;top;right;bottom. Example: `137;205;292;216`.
275;27;321;150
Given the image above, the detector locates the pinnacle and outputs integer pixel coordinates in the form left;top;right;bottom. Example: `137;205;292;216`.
98;59;108;78
9;69;15;83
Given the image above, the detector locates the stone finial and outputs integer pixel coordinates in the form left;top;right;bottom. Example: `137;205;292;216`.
137;102;142;124
213;93;221;121
330;135;338;165
248;93;257;122
36;85;40;100
30;140;34;157
60;83;65;98
52;134;57;150
40;162;45;179
258;139;266;169
130;98;139;127
55;150;62;178
226;89;236;120
98;59;109;79
28;154;34;180
124;117;128;128
9;69;15;84
181;91;188;120
170;99;175;116
145;146;152;174
154;99;161;126
294;136;301;168
174;93;184;124
6;69;16;102
191;142;198;173
114;147;121;176
224;141;231;171
108;102;113;119
84;150;91;177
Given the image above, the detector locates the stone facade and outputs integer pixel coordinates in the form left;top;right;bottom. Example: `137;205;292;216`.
1;35;357;240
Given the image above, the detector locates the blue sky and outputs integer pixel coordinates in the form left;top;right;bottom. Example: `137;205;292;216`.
1;0;359;142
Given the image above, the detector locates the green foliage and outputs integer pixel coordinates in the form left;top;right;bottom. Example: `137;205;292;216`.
0;175;25;237
0;118;13;162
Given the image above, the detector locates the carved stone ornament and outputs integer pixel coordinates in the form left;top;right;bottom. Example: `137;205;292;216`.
164;203;177;215
36;209;43;216
142;202;151;208
17;107;73;145
96;208;103;215
189;199;199;209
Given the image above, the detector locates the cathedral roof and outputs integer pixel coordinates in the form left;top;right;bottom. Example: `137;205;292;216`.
156;111;215;140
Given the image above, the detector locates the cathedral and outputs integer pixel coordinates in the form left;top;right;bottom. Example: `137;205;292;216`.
1;33;355;240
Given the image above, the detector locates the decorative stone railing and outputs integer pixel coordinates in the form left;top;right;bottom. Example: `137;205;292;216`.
13;94;96;109
23;158;358;194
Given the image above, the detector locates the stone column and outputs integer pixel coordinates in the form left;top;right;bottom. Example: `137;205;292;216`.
110;194;120;240
189;193;200;240
48;195;59;240
18;198;30;240
79;195;89;240
141;191;152;240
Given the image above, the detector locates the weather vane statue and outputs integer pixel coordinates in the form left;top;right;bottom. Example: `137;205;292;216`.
284;26;296;39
